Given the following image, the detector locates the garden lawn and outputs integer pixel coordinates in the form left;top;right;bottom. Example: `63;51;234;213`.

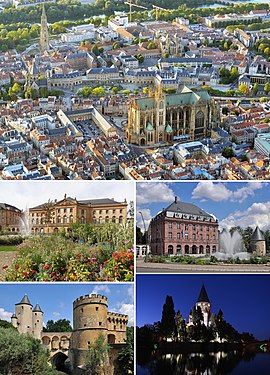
0;245;18;252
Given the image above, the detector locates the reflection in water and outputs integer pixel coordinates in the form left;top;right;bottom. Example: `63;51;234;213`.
137;350;270;375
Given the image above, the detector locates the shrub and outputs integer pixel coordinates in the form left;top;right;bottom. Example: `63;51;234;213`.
0;236;24;246
4;235;134;282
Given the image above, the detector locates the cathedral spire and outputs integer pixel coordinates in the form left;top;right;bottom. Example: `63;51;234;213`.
40;4;50;53
197;285;210;303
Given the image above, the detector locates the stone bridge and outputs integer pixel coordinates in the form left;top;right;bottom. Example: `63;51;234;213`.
41;332;72;371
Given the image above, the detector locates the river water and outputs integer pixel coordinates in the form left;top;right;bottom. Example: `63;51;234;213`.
137;351;270;374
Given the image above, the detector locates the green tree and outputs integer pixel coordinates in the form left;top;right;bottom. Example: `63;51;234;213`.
264;82;270;95
44;319;72;332
91;44;100;56
174;310;186;342
92;86;105;96
238;83;250;96
222;147;235;158
0;327;58;375
160;295;176;339
252;82;259;96
84;334;110;375
117;327;134;375
0;320;15;329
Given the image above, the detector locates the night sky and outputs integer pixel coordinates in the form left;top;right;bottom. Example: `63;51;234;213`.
136;274;270;340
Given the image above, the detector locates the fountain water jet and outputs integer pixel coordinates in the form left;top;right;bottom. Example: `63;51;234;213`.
19;209;33;236
215;229;250;260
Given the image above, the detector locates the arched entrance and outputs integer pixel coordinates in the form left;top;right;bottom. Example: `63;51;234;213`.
185;245;189;254
168;245;174;255
140;138;146;146
108;334;116;344
51;352;70;373
192;245;197;254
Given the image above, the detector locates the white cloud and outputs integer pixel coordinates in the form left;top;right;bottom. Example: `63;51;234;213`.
192;182;265;203
52;311;61;318
0;307;12;321
118;303;134;326
220;201;270;230
91;285;111;295
0;181;134;210
136;208;152;231
136;182;175;205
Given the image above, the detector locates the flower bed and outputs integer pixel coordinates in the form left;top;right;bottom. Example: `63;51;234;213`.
3;235;134;282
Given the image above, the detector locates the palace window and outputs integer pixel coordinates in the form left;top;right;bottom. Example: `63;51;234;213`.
177;233;181;239
168;232;172;239
168;222;173;228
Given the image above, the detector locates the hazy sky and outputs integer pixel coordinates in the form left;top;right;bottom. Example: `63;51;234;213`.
0;181;135;209
137;274;270;340
0;283;134;327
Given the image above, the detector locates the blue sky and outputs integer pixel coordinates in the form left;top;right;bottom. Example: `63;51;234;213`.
0;283;134;326
136;181;270;231
136;275;270;340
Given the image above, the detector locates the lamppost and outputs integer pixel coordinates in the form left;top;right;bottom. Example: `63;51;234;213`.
138;211;149;261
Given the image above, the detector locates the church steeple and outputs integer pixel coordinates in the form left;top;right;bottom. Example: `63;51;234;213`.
40;4;50;53
197;285;210;304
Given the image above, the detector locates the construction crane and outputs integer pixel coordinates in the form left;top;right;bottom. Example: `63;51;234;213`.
152;4;170;21
124;1;148;22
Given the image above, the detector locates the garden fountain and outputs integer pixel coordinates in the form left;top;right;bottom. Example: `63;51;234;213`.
19;209;32;236
215;229;250;260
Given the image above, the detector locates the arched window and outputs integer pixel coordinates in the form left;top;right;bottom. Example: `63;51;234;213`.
176;245;181;254
199;245;204;254
195;111;205;136
168;245;174;255
185;245;189;254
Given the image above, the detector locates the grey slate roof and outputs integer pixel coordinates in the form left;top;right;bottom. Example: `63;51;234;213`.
33;304;43;313
16;295;32;306
251;226;265;241
197;285;210;303
164;198;212;218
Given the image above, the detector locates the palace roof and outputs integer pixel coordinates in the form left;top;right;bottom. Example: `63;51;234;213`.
164;197;213;219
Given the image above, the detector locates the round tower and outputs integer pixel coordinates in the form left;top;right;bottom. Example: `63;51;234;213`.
196;285;211;327
250;226;266;256
32;303;43;340
70;294;109;368
15;295;33;335
11;313;18;329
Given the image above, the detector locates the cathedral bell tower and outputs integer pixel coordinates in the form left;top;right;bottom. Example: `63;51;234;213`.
40;5;50;53
196;285;211;327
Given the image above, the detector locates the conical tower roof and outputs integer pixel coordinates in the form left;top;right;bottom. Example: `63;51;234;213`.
11;313;17;319
16;294;32;306
33;303;43;313
251;226;264;241
197;285;210;303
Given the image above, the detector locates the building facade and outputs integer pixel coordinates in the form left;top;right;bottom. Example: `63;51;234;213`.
11;294;128;373
126;85;220;146
0;203;22;233
188;285;211;328
29;195;128;234
148;197;219;256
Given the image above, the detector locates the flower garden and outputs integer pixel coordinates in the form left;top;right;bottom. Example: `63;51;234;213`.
2;223;134;282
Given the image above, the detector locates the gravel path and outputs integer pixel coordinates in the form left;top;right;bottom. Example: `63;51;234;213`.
0;252;17;281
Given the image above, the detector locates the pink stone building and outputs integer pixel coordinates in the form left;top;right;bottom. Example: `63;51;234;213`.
148;197;219;256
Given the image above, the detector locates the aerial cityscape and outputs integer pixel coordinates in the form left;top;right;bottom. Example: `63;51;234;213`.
0;0;270;180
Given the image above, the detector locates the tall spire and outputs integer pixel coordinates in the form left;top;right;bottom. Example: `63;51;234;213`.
197;285;210;303
40;4;49;53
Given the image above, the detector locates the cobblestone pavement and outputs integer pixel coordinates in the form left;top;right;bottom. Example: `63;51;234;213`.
136;259;270;273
